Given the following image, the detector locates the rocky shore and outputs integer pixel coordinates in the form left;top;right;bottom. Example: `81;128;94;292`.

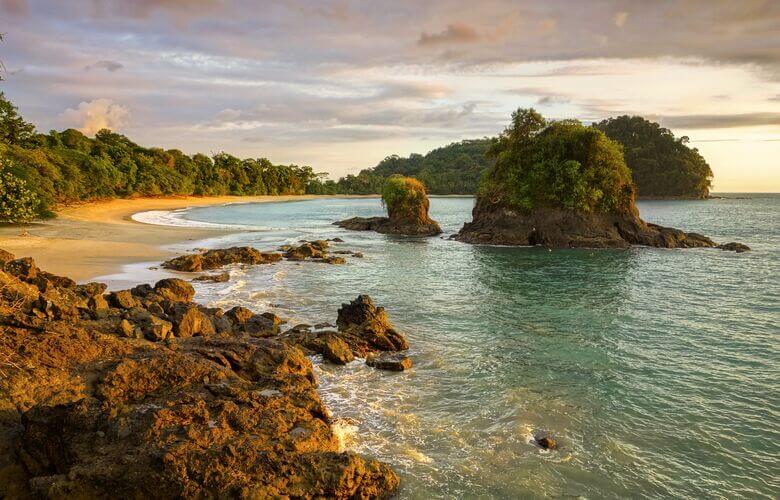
0;246;408;498
454;198;750;251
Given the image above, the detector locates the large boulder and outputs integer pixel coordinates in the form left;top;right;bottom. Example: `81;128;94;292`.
153;278;195;302
335;295;408;357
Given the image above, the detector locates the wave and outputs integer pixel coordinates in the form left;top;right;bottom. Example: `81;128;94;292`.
131;208;273;231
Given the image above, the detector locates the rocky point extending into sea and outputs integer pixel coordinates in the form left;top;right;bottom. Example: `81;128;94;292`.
0;242;409;499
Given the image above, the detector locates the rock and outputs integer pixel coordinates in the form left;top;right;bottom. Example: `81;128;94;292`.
76;282;107;298
225;306;254;325
107;290;139;309
0;255;401;498
88;294;109;312
192;271;230;282
162;247;282;272
535;436;557;450
329;237;344;242
139;315;173;341
5;257;38;280
118;319;135;337
321;334;354;365
285;242;326;260
335;295;409;356
366;353;412;371
153;278;195;302
319;256;346;265
717;242;751;253
259;311;283;326
0;248;15;267
170;304;216;338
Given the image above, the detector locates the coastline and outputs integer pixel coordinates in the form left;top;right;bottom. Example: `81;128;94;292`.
0;195;374;282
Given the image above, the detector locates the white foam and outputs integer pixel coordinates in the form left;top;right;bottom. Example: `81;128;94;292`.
131;208;272;231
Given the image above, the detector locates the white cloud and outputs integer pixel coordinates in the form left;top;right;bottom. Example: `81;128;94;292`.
59;99;130;135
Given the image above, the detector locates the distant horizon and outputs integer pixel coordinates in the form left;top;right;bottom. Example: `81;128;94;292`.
1;0;777;191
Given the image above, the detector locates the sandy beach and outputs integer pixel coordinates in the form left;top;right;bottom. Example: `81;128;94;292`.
0;195;339;281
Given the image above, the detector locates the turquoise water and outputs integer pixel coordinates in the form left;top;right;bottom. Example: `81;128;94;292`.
141;196;779;498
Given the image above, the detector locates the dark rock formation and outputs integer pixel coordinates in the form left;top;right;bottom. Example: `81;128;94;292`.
162;246;283;272
716;242;751;253
192;271;230;283
454;198;748;251
535;436;557;450
366;353;413;371
0;252;400;498
335;216;441;236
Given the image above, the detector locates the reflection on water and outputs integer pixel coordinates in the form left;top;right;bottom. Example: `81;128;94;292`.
113;195;778;499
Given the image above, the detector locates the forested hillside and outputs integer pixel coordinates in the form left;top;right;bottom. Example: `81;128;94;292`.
306;139;493;195
594;116;713;198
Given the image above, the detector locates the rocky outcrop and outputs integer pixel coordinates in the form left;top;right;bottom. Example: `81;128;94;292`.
454;198;749;251
366;353;413;371
716;242;751;253
0;251;400;498
335;216;442;236
162;246;283;272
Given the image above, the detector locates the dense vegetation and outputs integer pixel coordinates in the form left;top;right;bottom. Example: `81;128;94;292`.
306;139;493;195
313;116;711;199
0;93;318;222
594;115;712;198
480;108;635;214
381;175;429;220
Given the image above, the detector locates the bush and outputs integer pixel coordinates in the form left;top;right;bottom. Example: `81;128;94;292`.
381;175;429;220
481;109;635;214
0;163;41;223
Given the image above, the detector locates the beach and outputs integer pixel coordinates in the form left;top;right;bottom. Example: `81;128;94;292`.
0;195;357;281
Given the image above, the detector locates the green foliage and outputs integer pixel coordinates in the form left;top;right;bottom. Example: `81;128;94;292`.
481;108;634;214
593;116;713;198
381;175;429;219
327;139;493;195
0;92;37;147
0;94;319;219
0;160;41;223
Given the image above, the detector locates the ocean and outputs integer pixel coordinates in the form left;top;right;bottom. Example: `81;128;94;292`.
109;195;779;499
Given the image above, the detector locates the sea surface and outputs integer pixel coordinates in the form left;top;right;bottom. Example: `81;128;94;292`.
115;195;779;499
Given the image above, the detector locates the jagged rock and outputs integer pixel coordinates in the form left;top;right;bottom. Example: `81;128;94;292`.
225;306;254;325
321;334;355;365
75;282;107;298
317;256;346;265
169;303;216;338
139;315;173;341
192;271;230;283
162;247;282;272
366;352;412;371
285;242;326;260
5;257;38;280
0;248;15;267
0;255;401;498
153;278;195;302
107;289;139;309
454;198;749;251
717;242;751;253
335;216;442;236
335;295;408;357
87;294;109;312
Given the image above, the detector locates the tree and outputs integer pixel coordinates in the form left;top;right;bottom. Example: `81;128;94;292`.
0;160;41;223
0;92;37;147
481;108;634;214
593;115;713;198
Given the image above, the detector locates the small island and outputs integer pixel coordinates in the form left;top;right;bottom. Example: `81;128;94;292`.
335;176;442;236
454;109;748;251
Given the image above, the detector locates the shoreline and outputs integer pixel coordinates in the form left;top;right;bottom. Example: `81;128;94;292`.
0;195;373;282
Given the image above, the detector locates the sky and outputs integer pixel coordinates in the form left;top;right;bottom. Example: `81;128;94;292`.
0;0;778;192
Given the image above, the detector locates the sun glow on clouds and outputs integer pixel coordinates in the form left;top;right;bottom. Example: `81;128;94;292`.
1;0;778;190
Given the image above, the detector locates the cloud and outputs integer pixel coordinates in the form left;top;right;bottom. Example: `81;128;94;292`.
418;24;479;47
658;113;780;129
613;11;629;28
84;60;124;72
0;0;28;16
59;99;130;135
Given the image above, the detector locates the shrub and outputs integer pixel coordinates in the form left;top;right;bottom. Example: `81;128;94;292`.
0;163;42;223
381;175;430;220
